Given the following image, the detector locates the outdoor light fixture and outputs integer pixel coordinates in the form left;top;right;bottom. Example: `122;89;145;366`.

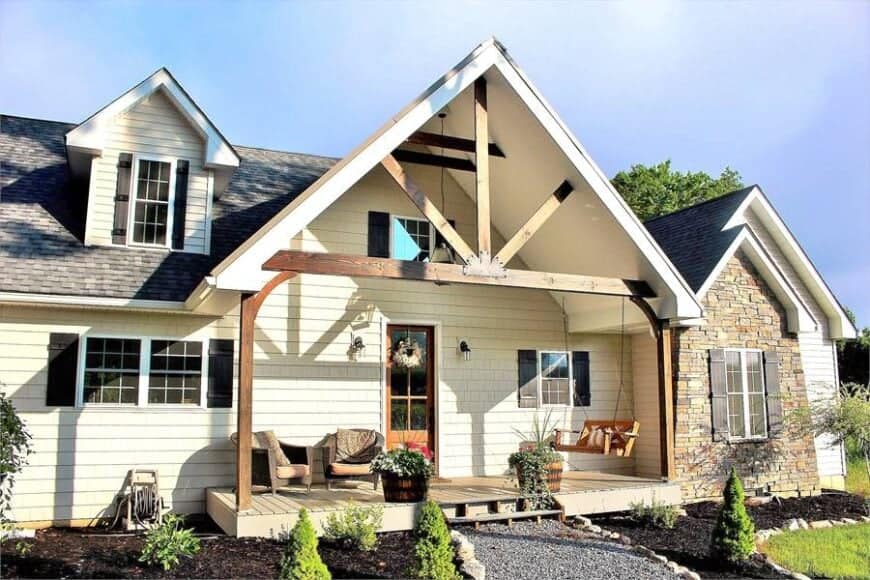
349;333;366;360
459;339;471;361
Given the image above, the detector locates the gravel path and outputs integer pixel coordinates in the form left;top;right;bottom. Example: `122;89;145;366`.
463;520;680;580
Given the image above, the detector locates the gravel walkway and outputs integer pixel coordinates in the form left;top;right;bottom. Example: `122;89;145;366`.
463;520;680;580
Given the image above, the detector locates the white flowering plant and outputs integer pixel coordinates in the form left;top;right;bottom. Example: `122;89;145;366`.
369;445;434;479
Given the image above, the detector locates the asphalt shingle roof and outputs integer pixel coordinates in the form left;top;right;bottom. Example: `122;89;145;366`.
0;115;336;302
643;187;756;292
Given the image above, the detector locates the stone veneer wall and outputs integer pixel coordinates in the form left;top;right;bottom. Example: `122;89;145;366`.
672;250;819;500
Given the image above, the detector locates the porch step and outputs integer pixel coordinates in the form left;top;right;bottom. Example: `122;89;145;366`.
446;509;563;527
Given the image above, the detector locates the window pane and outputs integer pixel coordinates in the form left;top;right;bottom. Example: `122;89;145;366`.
410;400;427;430
83;338;140;404
746;352;764;393
541;379;570;405
541;352;568;379
728;393;746;438
132;160;171;245
749;393;766;437
147;340;202;405
391;399;408;430
391;217;431;261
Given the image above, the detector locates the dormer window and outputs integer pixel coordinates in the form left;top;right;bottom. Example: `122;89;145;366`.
131;158;173;246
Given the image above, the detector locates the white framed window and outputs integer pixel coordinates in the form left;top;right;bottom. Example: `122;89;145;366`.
539;351;572;406
391;216;434;262
129;156;175;247
724;349;768;439
79;336;208;408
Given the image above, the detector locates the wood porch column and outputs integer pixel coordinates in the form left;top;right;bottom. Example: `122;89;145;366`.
236;271;297;511
656;322;676;481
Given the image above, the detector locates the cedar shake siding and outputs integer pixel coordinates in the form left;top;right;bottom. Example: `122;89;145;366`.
672;250;819;500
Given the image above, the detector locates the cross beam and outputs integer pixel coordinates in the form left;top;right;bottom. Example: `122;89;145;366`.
406;131;505;157
263;251;656;298
495;180;574;265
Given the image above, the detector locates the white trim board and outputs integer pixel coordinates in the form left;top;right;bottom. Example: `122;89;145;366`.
66;68;239;170
207;38;701;321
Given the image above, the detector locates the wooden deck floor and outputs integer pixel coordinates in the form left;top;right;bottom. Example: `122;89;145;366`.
207;471;681;537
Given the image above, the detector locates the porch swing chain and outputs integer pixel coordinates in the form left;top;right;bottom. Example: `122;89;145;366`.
613;296;626;424
562;297;588;422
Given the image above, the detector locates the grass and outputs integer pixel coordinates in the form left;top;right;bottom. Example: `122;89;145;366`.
761;523;870;580
846;457;870;497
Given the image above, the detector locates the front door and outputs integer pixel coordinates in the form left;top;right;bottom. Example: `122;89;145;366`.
386;325;436;457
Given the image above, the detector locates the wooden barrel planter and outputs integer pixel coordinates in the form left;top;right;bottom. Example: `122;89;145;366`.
515;461;563;493
381;474;429;502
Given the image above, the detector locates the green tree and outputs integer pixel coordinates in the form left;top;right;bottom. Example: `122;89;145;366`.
612;160;744;221
838;308;869;387
0;390;33;522
280;508;331;580
410;500;460;580
711;469;756;562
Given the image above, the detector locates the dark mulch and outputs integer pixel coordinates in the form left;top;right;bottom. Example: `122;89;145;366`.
592;492;869;580
2;523;415;579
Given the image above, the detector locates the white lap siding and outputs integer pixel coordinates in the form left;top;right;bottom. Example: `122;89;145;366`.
2;165;638;523
745;211;846;485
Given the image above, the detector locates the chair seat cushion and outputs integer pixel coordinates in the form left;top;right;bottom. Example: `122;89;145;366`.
276;464;309;479
329;462;372;477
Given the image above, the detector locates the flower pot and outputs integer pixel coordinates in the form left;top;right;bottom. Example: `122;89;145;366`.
515;461;563;493
381;473;429;502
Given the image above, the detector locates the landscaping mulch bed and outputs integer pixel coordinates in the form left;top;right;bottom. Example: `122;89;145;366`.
2;523;415;579
592;492;869;580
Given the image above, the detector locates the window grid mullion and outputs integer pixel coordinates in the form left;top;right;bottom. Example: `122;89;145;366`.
138;338;150;407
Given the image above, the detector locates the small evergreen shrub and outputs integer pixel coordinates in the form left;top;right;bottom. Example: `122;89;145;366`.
711;469;756;562
280;508;331;580
410;500;460;580
138;513;200;571
322;503;383;551
628;498;679;529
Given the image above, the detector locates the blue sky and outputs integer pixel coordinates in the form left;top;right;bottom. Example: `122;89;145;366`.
2;1;868;325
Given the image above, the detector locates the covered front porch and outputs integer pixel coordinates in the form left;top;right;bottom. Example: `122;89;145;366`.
207;471;681;537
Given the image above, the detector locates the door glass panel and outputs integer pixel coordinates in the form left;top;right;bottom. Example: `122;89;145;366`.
390;366;409;396
410;399;428;430
391;399;408;430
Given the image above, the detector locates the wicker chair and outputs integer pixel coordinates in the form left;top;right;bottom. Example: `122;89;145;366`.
321;429;384;490
230;431;314;494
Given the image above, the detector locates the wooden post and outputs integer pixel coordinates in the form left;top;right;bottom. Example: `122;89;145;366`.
235;271;297;512
474;77;490;256
657;322;676;480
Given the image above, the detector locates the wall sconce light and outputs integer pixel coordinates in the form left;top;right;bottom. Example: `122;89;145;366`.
349;333;366;360
458;339;471;361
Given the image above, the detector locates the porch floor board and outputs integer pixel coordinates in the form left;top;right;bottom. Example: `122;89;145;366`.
206;471;681;537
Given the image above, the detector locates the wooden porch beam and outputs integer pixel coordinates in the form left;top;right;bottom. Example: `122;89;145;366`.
495;180;574;265
475;78;491;256
392;149;476;172
406;130;505;157
381;154;477;264
263;251;656;298
237;270;297;511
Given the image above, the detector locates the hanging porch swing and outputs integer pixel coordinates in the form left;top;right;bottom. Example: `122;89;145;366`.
552;297;640;457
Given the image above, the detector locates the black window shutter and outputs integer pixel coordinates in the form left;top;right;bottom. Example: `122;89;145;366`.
368;211;390;257
111;153;133;244
572;351;590;407
171;160;190;250
207;339;234;408
709;349;729;441
46;333;79;406
763;350;783;437
434;219;456;250
517;349;539;408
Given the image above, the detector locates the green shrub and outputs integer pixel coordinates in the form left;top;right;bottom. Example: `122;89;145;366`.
410;500;460;580
711;469;756;562
138;513;200;571
280;508;331;580
322;504;383;551
628;498;679;529
0;390;33;523
507;449;556;509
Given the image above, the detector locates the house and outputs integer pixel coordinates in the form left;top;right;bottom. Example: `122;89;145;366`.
0;39;855;533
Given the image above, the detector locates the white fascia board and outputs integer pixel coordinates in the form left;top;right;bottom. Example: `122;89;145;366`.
490;51;702;320
211;42;500;291
0;292;204;314
65;68;240;170
210;39;702;321
694;227;816;334
727;188;855;339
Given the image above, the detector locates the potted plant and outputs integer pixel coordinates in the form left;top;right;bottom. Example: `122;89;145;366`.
370;443;434;502
509;410;564;493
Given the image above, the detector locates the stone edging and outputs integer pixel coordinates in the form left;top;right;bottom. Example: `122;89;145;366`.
572;516;701;580
754;515;870;580
451;529;486;580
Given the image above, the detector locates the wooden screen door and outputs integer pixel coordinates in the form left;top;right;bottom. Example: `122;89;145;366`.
386;325;436;456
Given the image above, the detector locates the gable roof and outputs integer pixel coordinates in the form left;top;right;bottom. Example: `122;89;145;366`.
0;114;334;304
208;38;702;321
65;68;240;170
646;186;856;339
